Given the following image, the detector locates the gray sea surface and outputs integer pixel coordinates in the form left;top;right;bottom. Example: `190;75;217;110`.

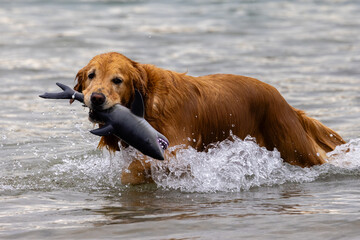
1;0;360;239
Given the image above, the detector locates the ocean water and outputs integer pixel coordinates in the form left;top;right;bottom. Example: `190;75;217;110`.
1;0;360;239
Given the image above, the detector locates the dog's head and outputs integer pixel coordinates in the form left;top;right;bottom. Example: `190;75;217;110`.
73;52;147;123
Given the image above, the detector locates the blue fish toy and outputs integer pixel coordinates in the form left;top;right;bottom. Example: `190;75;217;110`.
39;83;169;160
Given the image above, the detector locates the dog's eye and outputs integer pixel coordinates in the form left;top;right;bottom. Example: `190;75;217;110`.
112;77;123;85
88;72;95;80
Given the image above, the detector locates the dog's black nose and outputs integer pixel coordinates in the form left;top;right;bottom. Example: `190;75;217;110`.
91;92;106;106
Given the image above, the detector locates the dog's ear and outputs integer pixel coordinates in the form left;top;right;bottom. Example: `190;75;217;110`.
70;66;88;104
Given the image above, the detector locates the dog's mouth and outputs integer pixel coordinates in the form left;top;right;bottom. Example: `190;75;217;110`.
88;108;105;125
158;137;169;150
86;101;115;124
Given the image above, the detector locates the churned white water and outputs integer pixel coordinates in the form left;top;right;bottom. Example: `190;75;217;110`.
25;135;360;194
5;134;359;195
152;137;360;192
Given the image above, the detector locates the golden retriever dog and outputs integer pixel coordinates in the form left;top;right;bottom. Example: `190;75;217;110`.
73;52;345;184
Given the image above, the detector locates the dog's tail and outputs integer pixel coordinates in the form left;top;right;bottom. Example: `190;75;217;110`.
263;104;346;167
296;109;345;157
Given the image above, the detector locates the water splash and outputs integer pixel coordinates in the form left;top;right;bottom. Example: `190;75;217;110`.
2;135;360;194
151;136;360;192
327;138;360;168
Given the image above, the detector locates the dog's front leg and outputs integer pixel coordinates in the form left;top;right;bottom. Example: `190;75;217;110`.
120;157;153;185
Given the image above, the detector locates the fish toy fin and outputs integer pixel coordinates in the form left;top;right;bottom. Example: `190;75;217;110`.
90;124;114;136
130;89;145;118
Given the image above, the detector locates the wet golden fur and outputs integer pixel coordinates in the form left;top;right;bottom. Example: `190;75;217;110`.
73;52;345;184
